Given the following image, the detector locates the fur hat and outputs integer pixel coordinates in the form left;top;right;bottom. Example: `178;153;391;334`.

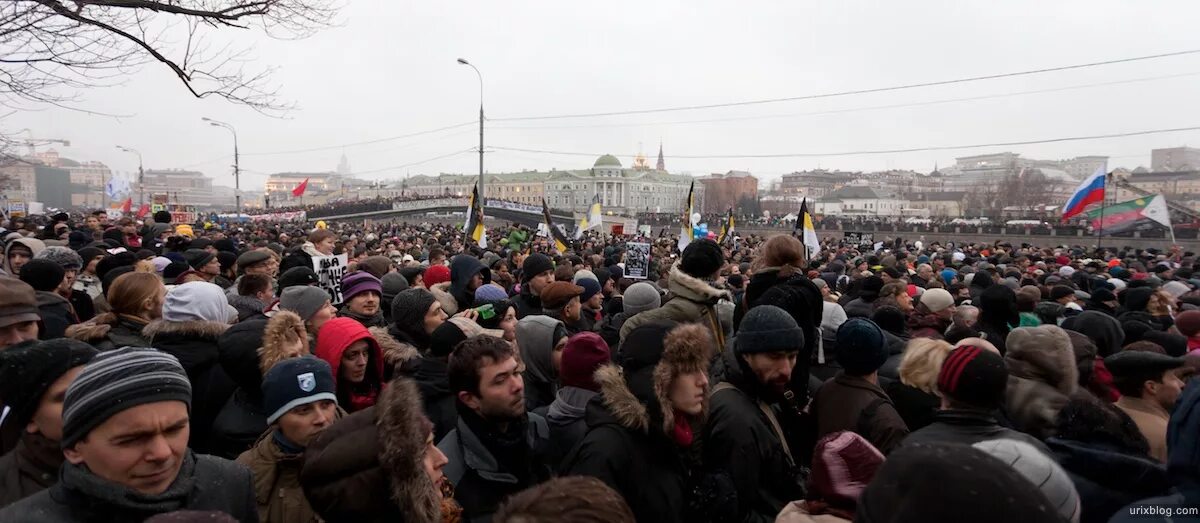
258;311;309;375
35;246;83;271
919;288;955;313
1004;325;1078;395
679;240;723;279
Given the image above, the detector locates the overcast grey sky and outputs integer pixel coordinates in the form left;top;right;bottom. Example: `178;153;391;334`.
11;1;1200;190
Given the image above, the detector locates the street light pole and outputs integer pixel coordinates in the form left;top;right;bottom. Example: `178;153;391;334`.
115;145;144;210
457;58;484;204
202;117;241;214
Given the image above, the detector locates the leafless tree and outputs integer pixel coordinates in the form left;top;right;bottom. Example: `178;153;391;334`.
0;0;339;115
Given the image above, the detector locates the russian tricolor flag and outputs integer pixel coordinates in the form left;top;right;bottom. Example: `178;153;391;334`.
1062;167;1106;221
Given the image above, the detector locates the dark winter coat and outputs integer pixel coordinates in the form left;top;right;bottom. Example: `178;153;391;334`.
597;310;632;351
300;379;445;523
34;291;76;340
882;380;941;432
65;315;150;351
403;355;458;443
704;349;806;523
563;365;700;523
143;319;237;455
907;309;949;340
0;451;257;523
811;373;909;455
737;272;824;405
903;409;1051;454
842;298;875;319
208;318;269;460
439;409;552;523
449;255;489;312
545;386;597;467
0;433;61;508
977;285;1018;354
876;330;908;383
1108;380;1200;523
511;283;542;320
1047;438;1170;523
67;289;94;323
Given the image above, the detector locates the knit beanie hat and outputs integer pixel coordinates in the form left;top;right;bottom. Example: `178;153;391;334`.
578;277;602;303
183;248;215;270
522;254;554;282
1050;285;1075;301
474;283;509;304
736;305;805;355
279;266;320;290
809;431;885;511
381;272;409;304
424;265;451;288
341;271;382;302
280;283;331;321
679;240;724;279
77;247;105;266
35;246;83;271
262;356;337;424
836;318;888;376
163;281;231;323
19;258;65;292
391;288;436;329
1176;310;1200;337
920;288;955;313
62;347;192;448
593;267;612;286
217;251;237;273
972;439;1081;523
937;345;1009;410
0;277;39;327
623;282;661;315
560;332;611;391
0;339;97;429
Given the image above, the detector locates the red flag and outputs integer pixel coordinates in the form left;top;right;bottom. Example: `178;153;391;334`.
292;178;310;197
135;204;150;219
121;198;132;214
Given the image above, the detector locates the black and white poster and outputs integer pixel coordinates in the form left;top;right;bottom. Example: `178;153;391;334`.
625;242;650;280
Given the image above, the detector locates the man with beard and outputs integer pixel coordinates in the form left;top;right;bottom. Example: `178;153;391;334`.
704;305;809;523
238;357;342;522
439;335;551;522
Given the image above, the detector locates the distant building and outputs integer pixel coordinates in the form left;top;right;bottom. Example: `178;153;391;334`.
906;191;970;218
1064;156;1108;178
698;171;757;214
141;169;219;208
815;186;903;217
1151;147;1200;172
265;172;341;204
1114;170;1200;205
778;170;854;198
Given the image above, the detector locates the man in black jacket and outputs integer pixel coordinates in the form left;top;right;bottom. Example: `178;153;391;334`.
438;335;550;522
513;253;555;319
705;305;808;523
449;254;490;312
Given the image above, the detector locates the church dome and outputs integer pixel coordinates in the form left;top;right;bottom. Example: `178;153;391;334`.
594;154;622;168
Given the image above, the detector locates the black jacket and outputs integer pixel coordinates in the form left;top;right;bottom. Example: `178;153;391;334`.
511;283;542;320
66;316;151;351
1047;438;1170;523
35;291;76;340
403;355;458;443
704;349;806;523
439;409;551;523
144;319;237;455
208;319;270;460
67;289;94;323
563;366;703;523
883;380;941;432
597;311;631;351
449;255;489;312
903;409;1051;453
279;248;314;276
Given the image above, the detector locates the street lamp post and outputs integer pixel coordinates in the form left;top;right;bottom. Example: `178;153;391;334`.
202;117;241;213
457;58;484;204
115;145;144;210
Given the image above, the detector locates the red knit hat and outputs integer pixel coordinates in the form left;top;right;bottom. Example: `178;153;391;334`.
559;332;611;391
424;265;451;288
808;431;885;511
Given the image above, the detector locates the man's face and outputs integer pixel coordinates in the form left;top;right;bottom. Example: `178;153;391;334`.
602;279;614;295
64;401;189;495
27;366;84;442
742;351;798;395
469;273;483;292
202;257;221;276
563;296;582;322
245;262;272;277
529;270;554;296
668;370;709;416
423;433;450;501
84;255;102;275
936;305;957;320
586;293;603;310
57;269;78;295
1151;371;1186;411
277;399;337;447
918;266;932;279
423;301;447;335
85;217;99;230
347;291;381;317
896;292;913;313
0;320;38;348
340;340;371;383
8;247;31;275
461;355;525;421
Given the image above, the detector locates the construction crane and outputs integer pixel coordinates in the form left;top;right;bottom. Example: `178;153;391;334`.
14;129;70;155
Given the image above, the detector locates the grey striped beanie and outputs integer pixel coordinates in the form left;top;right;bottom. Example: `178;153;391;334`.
61;347;193;449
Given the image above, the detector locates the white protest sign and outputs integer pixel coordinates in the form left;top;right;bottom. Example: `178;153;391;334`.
312;253;349;305
625;242;650;280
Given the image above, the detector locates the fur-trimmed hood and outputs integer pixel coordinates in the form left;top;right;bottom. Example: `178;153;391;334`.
66;318;113;342
429;281;459;316
369;325;421;374
258;311;308;375
1005;325;1078;395
143;318;230;341
667;264;732;306
594;323;714;436
377;377;442;523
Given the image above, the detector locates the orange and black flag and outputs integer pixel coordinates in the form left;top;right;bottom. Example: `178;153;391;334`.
542;199;570;254
463;183;487;248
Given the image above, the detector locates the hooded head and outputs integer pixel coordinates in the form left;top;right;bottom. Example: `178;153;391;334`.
516;315;567;389
314;317;385;409
1063;310;1125;357
1004;325;1078;395
449;255;490;298
599;322;713;438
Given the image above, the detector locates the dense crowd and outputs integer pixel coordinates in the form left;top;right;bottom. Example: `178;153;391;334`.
3;208;1200;522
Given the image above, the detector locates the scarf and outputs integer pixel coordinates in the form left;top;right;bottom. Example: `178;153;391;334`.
343;380;380;413
59;449;197;517
671;411;694;447
338;307;387;328
455;403;532;483
272;429;304;455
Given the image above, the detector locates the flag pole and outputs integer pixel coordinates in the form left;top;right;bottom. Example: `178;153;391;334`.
1096;172;1109;255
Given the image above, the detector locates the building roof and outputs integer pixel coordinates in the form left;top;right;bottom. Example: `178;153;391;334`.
594;154;621;168
826;186;896;200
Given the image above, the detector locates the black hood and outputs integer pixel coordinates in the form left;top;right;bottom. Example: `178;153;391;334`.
1063;311;1124;357
217;318;268;395
449;254;490;299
